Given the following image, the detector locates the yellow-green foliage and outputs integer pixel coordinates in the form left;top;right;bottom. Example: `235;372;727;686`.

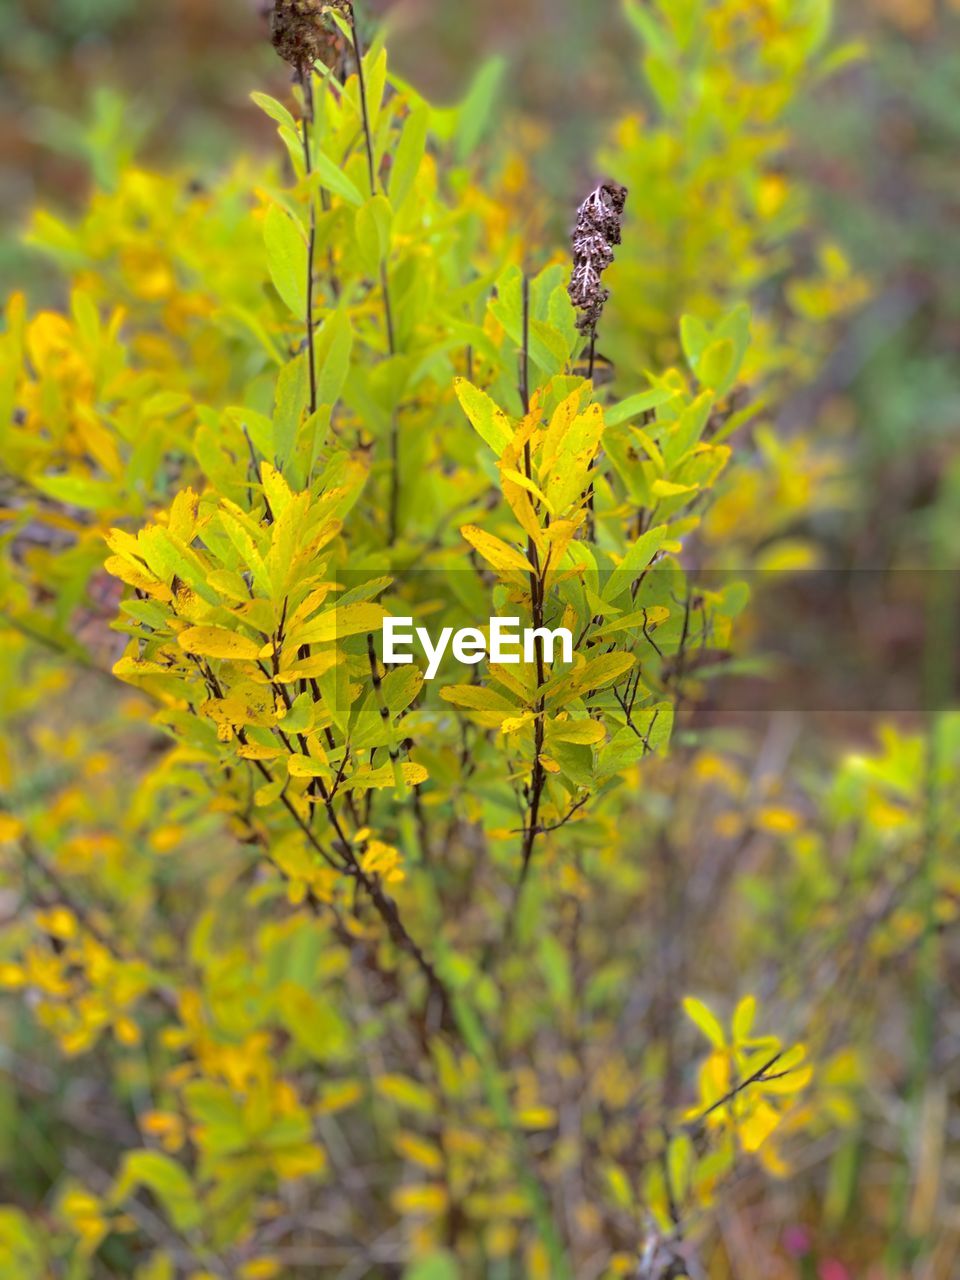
0;4;877;1277
603;0;868;382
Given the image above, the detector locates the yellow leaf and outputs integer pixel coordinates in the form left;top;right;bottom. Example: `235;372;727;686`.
499;468;555;514
239;1261;283;1280
394;1132;444;1172
391;1184;449;1216
739;1099;781;1153
350;761;428;791
375;1074;435;1113
755;806;802;834
0;815;24;842
454;377;514;455
762;1065;814;1095
295;603;387;647
36;907;76;940
539;386;588;475
732;995;757;1042
461;524;534;575
683;997;726;1048
272;1143;327;1178
316;1080;364;1114
692;1050;732;1115
651;478;698;498
288;753;331;779
545;651;634;705
439;684;517;728
115;1017;142;1047
237;743;284;761
502;712;535;735
542;403;605;512
178;626;261;662
275;653;340;682
516;1106;557;1129
0;963;26;988
105;555;174;600
545;718;605;745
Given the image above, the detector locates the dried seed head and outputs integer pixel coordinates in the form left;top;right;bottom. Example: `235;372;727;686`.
270;0;352;70
568;181;628;335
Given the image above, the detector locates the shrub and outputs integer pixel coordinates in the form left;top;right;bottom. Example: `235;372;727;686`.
0;3;877;1276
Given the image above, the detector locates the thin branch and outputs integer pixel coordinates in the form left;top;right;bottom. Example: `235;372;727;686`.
518;272;547;888
346;4;400;542
684;1053;784;1132
298;63;319;416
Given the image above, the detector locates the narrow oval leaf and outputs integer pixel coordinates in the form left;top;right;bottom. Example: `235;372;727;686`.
178;626;261;662
454;378;514;455
264;204;308;320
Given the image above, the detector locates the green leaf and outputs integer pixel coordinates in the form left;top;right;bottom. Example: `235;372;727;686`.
391;102;429;208
0;1207;46;1275
603;526;667;603
309;149;364;207
355;194;393;275
315;308;354;408
278;984;349;1062
667;1134;694;1204
624;0;673;58
699;338;736;394
287;753;332;779
32;473;113;510
274;352;308;467
490;266;569;376
604;387;674;427
545;717;605;746
680;313;710;368
644;51;682;112
455;56;506;160
545;651;635;706
250;90;298;135
403;1251;461;1280
111;1152;202;1232
363;46;389;132
264;203;308;320
279;690;314;734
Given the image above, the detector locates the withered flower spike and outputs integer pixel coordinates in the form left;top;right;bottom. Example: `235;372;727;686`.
568;181;628;336
270;0;353;71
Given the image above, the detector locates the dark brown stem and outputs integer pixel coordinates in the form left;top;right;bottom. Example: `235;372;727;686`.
520;272;531;417
348;5;400;542
189;643;447;1018
348;6;376;197
685;1053;785;1131
388;406;400;545
585;325;598;540
251;751;450;1019
298;64;318;417
518;273;546;888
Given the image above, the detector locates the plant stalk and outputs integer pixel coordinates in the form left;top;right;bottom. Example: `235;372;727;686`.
347;5;400;542
298;64;318;417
